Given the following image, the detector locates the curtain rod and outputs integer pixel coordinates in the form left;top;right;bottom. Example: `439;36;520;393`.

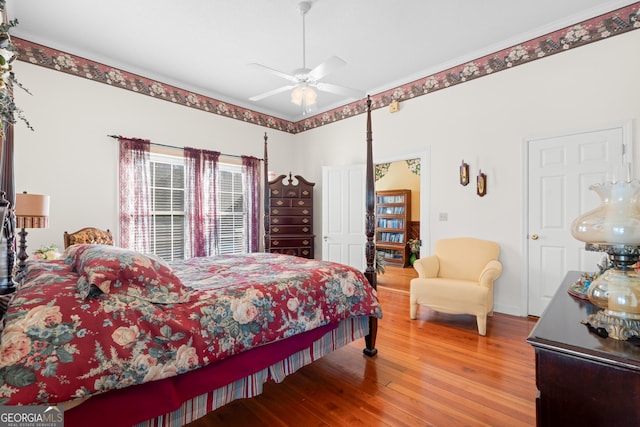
107;134;263;161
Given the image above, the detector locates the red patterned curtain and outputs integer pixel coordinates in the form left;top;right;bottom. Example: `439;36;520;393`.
242;156;261;253
118;137;152;252
184;147;220;258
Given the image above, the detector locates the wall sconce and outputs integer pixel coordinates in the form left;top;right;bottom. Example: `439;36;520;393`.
460;160;469;186
477;170;487;197
15;192;50;277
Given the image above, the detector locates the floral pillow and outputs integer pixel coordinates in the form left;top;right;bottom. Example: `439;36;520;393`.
67;245;189;303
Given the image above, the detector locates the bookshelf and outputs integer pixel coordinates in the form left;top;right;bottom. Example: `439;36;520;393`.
375;189;411;267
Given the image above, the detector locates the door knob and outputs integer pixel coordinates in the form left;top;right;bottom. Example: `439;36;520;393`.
531;234;539;240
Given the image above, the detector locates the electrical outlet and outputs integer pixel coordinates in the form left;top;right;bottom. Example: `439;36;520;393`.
389;101;399;113
439;212;448;221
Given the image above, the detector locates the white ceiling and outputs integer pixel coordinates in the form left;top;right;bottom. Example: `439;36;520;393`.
7;0;637;122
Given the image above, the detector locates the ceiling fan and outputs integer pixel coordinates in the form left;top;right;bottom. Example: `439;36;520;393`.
249;1;364;111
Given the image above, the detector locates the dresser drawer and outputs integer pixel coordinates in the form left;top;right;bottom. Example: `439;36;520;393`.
269;236;314;259
269;237;313;247
299;188;312;198
270;207;312;216
271;216;312;226
270;247;314;259
270;225;312;235
271;198;312;207
271;188;299;197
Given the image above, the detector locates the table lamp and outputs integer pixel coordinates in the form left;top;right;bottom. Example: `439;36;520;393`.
571;178;640;340
15;192;50;276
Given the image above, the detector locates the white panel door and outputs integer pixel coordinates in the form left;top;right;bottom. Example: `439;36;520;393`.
527;126;626;316
322;164;365;270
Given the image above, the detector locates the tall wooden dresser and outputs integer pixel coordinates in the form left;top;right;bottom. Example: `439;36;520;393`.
266;173;315;259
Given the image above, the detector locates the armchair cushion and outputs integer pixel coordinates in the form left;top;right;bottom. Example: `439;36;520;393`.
433;237;500;281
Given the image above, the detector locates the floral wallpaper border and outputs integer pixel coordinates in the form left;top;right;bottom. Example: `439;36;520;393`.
14;3;640;135
375;158;420;182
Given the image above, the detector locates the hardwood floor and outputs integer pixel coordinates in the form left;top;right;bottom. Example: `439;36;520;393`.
376;265;417;293
188;278;539;427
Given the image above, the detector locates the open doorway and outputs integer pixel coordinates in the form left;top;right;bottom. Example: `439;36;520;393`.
375;156;424;293
321;150;428;285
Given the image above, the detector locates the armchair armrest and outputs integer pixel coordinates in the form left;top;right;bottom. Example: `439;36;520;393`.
478;260;503;287
413;255;439;278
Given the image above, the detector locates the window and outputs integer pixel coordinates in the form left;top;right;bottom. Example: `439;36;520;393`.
150;153;185;261
148;154;247;259
218;163;245;254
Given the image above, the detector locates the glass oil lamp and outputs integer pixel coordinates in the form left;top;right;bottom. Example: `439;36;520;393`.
571;178;640;340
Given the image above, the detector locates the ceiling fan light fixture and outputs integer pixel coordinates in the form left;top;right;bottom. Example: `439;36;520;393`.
291;85;317;106
249;0;362;112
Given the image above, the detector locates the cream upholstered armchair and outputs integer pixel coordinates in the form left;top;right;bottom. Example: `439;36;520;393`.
409;237;502;336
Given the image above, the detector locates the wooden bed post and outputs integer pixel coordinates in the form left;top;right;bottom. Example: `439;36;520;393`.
363;96;378;357
263;132;270;254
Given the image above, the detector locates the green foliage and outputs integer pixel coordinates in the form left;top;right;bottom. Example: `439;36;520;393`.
375;250;386;275
0;1;32;130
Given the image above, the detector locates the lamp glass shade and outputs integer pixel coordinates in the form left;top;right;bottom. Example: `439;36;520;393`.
305;87;317;105
291;86;303;105
290;86;317;106
571;181;640;245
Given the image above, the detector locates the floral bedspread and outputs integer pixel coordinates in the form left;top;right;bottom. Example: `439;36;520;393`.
0;253;381;405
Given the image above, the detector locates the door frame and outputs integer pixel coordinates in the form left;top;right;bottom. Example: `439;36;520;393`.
521;119;633;316
374;149;430;259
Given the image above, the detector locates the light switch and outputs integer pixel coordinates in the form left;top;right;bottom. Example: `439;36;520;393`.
439;212;448;221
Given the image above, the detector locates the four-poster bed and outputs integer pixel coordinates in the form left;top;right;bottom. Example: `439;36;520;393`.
0;98;379;426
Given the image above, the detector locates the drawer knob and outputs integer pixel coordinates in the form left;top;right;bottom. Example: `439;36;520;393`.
272;209;279;214
272;240;279;246
302;218;309;223
272;227;280;233
297;200;305;205
302;240;309;245
272;218;279;224
277;200;284;206
303;227;309;232
302;209;309;214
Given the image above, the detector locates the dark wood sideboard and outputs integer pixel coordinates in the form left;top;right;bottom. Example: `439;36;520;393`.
267;174;315;259
527;271;640;427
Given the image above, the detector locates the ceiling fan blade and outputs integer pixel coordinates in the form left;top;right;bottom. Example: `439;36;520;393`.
316;82;364;100
308;56;346;81
248;63;297;83
249;85;295;102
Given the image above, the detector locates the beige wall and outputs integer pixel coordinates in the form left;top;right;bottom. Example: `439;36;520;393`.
286;29;640;316
13;29;640;317
375;161;420;222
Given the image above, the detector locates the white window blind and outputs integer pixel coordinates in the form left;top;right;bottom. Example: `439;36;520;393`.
150;153;185;261
218;163;245;254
